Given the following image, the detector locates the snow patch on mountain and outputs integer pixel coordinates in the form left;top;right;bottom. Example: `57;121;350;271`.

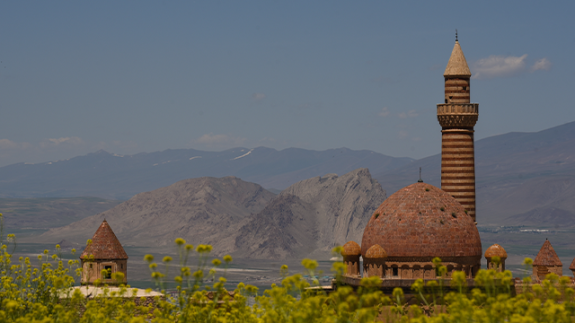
231;149;253;160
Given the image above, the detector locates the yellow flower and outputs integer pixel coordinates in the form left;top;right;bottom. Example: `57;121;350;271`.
175;238;185;246
193;270;203;279
301;258;318;270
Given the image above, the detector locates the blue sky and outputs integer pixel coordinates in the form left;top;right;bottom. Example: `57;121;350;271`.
0;1;573;166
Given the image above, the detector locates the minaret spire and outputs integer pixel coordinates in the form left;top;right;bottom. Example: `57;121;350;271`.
418;167;423;183
437;37;479;223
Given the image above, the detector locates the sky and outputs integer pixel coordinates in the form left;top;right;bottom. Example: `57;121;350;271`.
0;1;573;167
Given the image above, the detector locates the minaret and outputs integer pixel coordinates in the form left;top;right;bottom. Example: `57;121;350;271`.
437;35;479;222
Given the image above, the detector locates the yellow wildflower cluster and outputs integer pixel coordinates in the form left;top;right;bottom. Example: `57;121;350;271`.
1;232;575;322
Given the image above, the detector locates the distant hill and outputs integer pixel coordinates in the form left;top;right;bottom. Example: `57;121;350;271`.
38;176;276;249
503;207;575;227
0;197;122;233
0;147;412;199
375;121;575;225
37;168;386;260
233;168;386;259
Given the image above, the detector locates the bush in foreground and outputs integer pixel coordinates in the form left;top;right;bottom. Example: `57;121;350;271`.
0;227;575;322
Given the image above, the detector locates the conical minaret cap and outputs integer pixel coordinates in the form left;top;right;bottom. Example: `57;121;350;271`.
444;41;472;77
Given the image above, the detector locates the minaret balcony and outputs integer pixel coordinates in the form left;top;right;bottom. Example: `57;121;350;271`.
437;103;479;129
437;103;478;115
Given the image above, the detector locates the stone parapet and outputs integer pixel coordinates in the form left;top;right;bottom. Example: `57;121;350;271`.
341;276;479;294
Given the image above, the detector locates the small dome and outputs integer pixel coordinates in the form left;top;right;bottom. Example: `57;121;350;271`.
570;257;575;271
342;241;361;256
365;244;387;259
361;182;482;261
485;244;507;259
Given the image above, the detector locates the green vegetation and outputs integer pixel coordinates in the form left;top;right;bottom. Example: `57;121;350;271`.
2;214;575;321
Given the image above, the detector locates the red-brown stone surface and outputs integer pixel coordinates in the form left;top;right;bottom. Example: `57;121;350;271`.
485;244;508;259
342;241;361;256
533;239;561;266
365;244;387;259
570;258;575;271
80;220;128;260
360;182;481;260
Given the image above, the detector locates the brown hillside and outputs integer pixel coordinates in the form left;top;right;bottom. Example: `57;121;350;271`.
38;168;385;260
38;176;275;248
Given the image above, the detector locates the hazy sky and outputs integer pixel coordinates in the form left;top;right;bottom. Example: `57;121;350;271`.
0;1;573;166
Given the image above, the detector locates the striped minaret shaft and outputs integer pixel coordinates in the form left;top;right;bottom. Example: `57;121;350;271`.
437;39;479;223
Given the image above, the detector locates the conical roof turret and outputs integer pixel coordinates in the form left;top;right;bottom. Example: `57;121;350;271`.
444;41;472;77
533;239;562;266
80;220;128;260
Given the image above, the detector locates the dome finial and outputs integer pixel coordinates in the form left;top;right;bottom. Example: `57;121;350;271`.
455;29;458;42
418;167;423;183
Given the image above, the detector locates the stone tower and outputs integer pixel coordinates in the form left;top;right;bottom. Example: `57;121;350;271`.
437;37;479;222
80;220;128;285
533;239;563;280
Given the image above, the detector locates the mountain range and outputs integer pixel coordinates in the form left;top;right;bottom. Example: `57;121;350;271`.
7;120;575;234
0;147;411;199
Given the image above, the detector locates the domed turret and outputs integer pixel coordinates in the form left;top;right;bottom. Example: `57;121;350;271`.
485;244;507;259
342;241;361;277
363;244;387;278
365;244;387;259
361;182;482;279
485;244;507;272
342;241;361;256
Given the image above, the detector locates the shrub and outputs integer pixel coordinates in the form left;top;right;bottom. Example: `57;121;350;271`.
1;214;575;321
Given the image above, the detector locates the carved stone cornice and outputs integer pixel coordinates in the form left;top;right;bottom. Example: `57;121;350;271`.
437;103;478;128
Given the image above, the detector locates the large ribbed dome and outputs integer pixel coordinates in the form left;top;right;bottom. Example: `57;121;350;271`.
361;182;481;261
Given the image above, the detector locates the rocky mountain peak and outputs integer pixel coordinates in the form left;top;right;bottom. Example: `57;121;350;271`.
39;168;386;260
